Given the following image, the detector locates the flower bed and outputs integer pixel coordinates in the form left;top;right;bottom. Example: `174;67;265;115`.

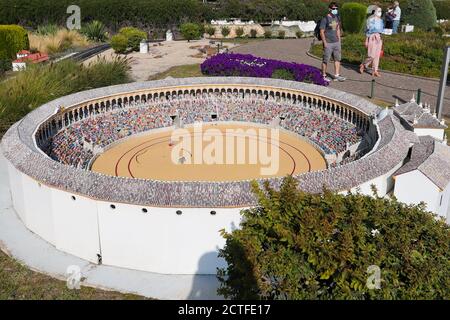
201;53;328;86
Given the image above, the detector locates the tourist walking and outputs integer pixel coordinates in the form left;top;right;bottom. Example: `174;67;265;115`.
360;6;384;77
392;1;401;33
319;2;346;82
385;6;395;30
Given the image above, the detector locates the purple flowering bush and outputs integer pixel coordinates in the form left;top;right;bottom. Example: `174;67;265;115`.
201;53;328;86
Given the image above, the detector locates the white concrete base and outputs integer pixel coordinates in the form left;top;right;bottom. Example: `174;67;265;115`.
0;153;221;300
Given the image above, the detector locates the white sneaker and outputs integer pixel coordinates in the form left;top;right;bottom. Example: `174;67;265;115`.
323;75;332;82
333;74;346;82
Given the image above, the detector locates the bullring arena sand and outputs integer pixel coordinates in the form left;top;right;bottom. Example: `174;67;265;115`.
92;123;327;181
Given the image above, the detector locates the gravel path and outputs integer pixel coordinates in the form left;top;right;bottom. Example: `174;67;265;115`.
233;38;450;117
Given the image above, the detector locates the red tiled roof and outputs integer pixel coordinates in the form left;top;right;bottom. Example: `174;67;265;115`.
17;50;31;55
14;53;49;64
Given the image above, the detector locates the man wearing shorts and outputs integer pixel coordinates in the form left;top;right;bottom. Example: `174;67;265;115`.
320;2;346;82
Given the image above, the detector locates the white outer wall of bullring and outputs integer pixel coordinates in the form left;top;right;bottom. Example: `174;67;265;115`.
7;163;242;274
7;157;402;275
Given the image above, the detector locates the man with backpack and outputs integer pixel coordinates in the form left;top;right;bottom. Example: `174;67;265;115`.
317;2;346;82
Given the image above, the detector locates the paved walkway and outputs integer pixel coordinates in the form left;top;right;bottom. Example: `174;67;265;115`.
85;40;238;82
0;154;220;300
233;38;450;117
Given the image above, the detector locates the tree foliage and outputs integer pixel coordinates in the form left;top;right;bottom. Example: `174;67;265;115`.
401;0;438;30
180;23;201;42
218;176;450;300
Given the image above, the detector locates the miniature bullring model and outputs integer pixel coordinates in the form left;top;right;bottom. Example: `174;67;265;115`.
1;77;414;275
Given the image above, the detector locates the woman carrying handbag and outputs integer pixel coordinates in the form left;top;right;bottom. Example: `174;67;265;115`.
359;6;384;77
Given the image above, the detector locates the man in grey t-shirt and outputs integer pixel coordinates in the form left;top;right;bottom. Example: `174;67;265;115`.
320;2;345;82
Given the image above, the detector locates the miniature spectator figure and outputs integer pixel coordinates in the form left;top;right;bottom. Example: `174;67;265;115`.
319;2;346;83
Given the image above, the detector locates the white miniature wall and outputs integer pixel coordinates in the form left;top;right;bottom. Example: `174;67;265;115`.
394;170;441;212
349;160;403;196
413;128;445;141
7;164;243;274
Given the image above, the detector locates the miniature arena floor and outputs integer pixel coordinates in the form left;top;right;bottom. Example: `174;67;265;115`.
92;124;327;181
0;154;220;300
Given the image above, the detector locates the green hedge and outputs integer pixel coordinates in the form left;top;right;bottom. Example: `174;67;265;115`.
433;0;450;19
0;25;29;60
340;2;368;33
0;0;211;30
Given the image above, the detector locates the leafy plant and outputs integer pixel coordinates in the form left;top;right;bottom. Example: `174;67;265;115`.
221;26;231;38
36;24;58;36
272;68;295;80
110;34;128;54
180;23;201;42
250;29;258;38
206;25;216;38
0;25;29;61
296;30;304;38
218;176;450;299
81;20;108;42
264;30;272;38
235;27;245;38
118;27;147;51
278;30;286;39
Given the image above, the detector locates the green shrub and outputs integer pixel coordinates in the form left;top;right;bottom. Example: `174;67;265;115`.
271;68;295;80
118;27;147;51
296;30;304;38
36;24;58;36
180;23;201;42
278;30;286;39
402;0;438;30
81;20;107;42
250;29;258;38
264;30;272;38
0;57;131;123
433;0;450;20
110;34;128;54
206;26;216;37
218;176;450;299
0;25;30;62
235;27;245;38
221;26;231;38
0;58;11;75
340;2;368;33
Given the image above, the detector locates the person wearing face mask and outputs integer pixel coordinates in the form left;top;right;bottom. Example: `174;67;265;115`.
359;6;384;77
319;2;346;82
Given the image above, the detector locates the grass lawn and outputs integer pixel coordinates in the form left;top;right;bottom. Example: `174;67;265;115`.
220;37;267;45
0;250;146;299
311;31;450;78
148;63;203;80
